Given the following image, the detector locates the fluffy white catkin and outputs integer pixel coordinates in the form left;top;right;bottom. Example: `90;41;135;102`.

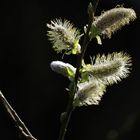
93;7;136;38
47;19;81;54
89;52;132;85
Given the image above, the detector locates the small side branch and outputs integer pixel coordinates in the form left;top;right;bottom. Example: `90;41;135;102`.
0;91;37;140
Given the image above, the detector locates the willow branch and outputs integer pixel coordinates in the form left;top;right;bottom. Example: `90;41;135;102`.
0;91;37;140
58;1;100;140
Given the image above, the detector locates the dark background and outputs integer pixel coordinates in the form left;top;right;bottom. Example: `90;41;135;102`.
0;0;140;140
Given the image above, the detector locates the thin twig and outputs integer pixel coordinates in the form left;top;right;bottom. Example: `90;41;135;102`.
0;91;37;140
58;82;76;140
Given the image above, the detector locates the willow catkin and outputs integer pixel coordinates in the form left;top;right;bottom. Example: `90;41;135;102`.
89;52;132;85
93;7;136;38
47;19;81;54
74;79;106;106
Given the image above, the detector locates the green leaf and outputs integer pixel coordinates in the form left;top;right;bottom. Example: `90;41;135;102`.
81;59;86;67
89;24;100;39
96;35;102;45
80;64;93;83
66;67;75;79
81;72;90;83
72;40;81;55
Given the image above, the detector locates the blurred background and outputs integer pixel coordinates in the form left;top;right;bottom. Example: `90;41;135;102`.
0;0;140;140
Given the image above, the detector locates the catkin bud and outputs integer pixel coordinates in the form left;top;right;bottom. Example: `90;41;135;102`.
50;61;76;80
92;7;136;38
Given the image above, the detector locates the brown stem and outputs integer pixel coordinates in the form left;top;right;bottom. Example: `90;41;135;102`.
57;1;101;140
0;91;37;140
57;1;100;140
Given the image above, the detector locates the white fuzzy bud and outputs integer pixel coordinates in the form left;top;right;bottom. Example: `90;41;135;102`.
50;61;76;80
